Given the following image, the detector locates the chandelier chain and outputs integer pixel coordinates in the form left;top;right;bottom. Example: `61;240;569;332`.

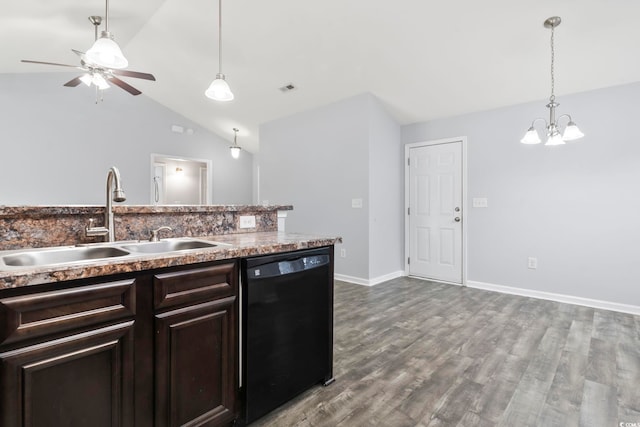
550;24;555;102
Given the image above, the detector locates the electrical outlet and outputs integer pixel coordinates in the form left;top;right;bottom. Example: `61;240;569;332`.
239;215;256;229
528;257;538;269
340;248;347;258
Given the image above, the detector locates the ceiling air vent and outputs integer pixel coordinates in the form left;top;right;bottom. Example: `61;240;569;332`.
279;83;297;93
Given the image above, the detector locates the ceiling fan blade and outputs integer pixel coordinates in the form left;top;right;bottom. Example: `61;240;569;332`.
109;77;142;96
21;59;79;69
111;69;156;81
63;77;83;87
71;49;86;57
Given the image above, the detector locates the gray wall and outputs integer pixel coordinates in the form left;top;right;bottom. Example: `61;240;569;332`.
368;98;403;279
0;72;253;205
403;82;640;306
259;93;403;281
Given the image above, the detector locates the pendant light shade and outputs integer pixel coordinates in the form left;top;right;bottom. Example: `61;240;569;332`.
86;32;128;69
205;0;234;101
205;73;234;101
521;17;584;146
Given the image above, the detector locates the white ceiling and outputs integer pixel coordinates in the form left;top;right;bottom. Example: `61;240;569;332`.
3;0;640;152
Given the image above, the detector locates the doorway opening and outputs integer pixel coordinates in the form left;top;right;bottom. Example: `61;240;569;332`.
150;154;212;205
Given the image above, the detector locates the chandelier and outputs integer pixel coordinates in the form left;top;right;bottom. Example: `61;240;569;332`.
521;16;584;146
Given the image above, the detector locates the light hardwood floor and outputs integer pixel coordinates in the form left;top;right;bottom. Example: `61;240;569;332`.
251;277;640;427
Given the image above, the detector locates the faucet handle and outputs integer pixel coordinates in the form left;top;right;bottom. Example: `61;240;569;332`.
85;218;109;237
149;226;173;242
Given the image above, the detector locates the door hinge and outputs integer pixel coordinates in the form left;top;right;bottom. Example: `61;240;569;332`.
407;158;410;166
407;257;410;265
407;207;410;215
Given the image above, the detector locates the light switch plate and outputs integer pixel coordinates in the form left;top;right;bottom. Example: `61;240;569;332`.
239;215;256;228
352;198;363;208
472;198;488;208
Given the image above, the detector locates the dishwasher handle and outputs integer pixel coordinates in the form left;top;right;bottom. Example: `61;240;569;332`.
245;254;330;280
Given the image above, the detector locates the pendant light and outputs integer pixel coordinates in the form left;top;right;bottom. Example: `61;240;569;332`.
85;0;128;69
205;0;234;101
521;17;584;146
230;128;241;159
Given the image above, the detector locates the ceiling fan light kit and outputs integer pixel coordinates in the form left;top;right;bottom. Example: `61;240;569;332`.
84;0;128;69
521;16;584;146
85;32;128;69
205;0;234;101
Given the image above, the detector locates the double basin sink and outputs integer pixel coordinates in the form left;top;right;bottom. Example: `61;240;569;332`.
1;239;225;268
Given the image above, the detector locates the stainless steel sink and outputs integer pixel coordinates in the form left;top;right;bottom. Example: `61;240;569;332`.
1;238;226;269
2;246;130;267
120;239;218;254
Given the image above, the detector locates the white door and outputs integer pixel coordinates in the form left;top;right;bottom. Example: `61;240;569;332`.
408;141;463;283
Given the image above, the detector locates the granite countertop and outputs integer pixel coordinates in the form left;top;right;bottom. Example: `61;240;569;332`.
0;231;342;290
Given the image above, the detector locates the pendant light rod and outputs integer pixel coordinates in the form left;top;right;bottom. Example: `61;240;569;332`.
218;0;223;74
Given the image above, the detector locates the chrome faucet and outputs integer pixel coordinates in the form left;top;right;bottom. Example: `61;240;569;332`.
86;166;126;242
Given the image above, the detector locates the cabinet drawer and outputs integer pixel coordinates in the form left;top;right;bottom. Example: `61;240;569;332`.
153;262;236;311
0;279;136;346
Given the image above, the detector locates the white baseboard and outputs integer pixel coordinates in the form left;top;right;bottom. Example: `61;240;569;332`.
467;280;640;316
335;270;404;287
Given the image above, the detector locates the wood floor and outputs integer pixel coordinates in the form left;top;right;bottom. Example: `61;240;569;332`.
251;277;640;427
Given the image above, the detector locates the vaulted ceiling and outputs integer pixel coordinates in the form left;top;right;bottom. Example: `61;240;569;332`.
3;0;640;152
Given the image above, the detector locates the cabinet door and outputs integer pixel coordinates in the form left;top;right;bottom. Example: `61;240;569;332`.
154;296;236;427
0;321;134;427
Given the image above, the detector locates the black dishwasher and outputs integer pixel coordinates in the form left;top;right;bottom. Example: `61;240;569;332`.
241;247;334;424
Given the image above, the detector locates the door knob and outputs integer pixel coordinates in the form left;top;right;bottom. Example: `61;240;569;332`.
454;217;461;222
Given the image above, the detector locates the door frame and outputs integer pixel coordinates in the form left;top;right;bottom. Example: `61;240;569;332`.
404;136;468;285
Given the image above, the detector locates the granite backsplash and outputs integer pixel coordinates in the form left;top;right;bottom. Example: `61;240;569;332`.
0;205;292;251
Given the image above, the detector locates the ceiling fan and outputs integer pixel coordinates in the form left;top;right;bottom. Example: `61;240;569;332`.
21;15;155;98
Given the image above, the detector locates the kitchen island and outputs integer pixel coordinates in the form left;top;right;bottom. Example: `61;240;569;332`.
0;204;341;427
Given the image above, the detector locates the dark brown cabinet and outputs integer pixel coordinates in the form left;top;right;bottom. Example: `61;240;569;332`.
153;264;237;427
0;260;238;427
0;278;137;427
